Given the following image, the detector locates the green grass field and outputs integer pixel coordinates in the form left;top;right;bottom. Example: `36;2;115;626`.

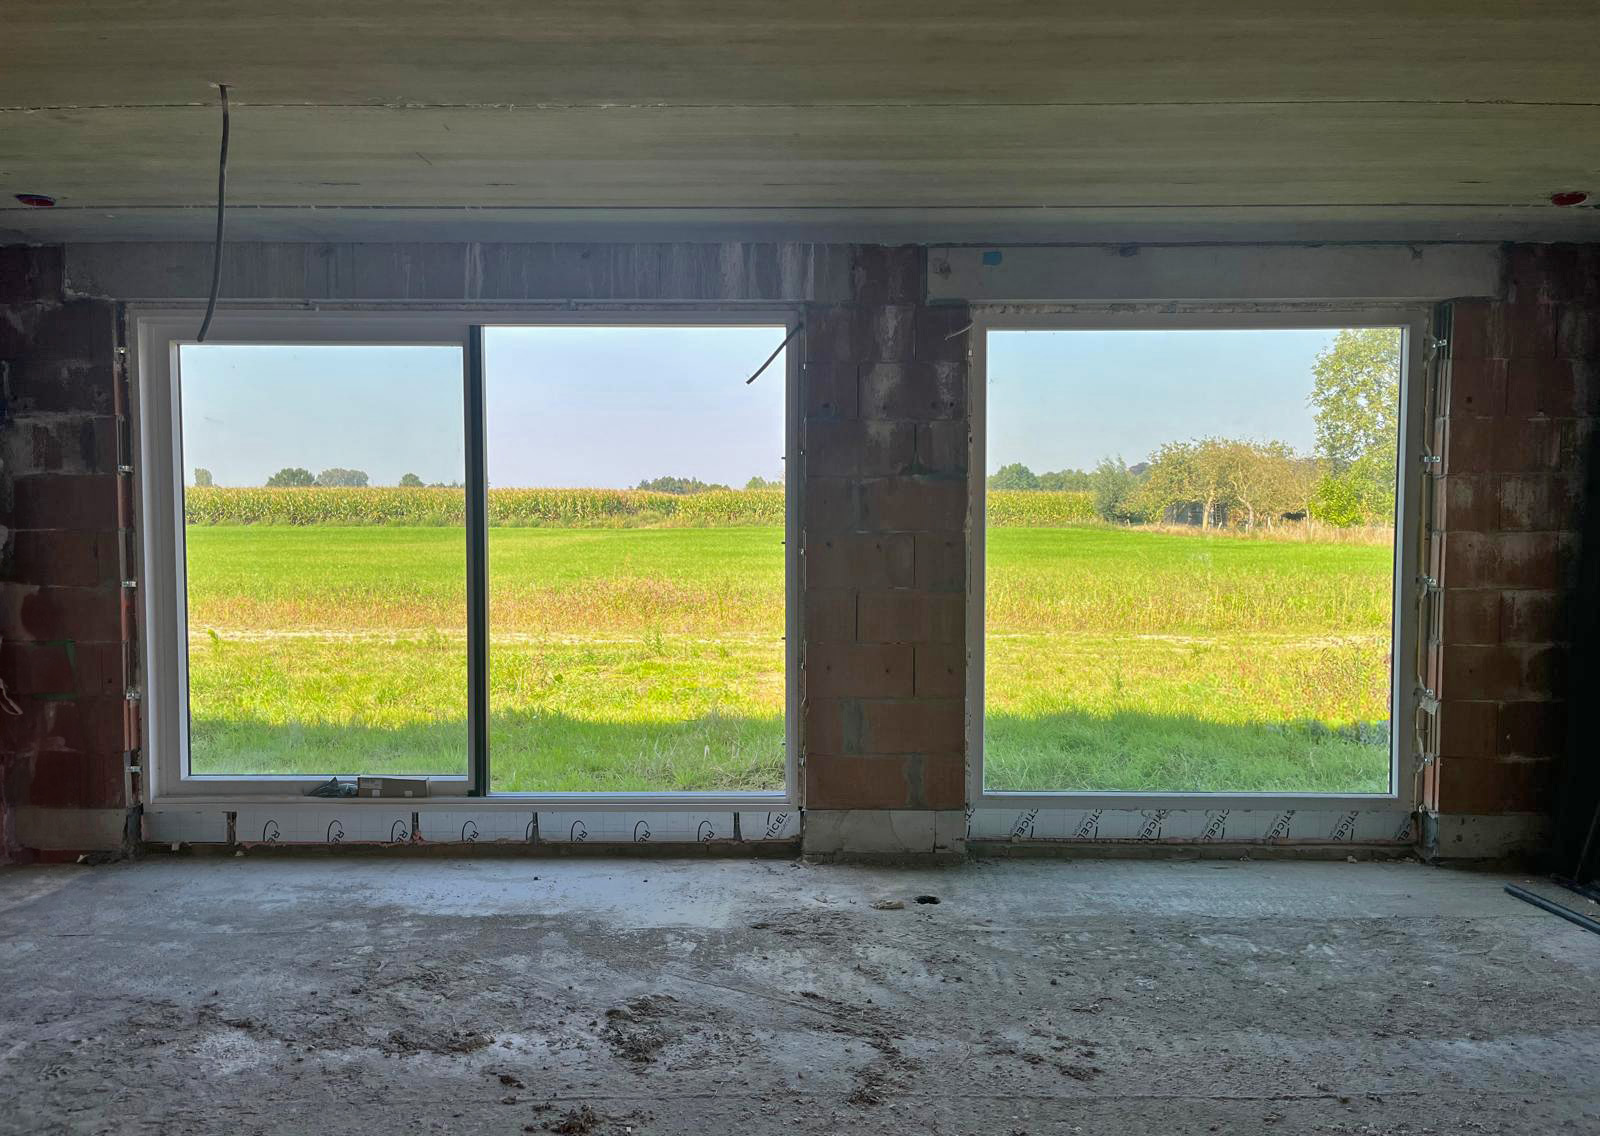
983;527;1392;792
183;523;1393;793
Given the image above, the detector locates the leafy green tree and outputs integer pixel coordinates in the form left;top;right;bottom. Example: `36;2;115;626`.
1037;468;1092;491
1091;456;1145;523
193;468;214;487
1140;440;1229;527
399;473;425;488
988;462;1040;491
745;475;783;490
1216;439;1313;529
265;467;315;487
1305;328;1402;525
637;476;728;494
1140;438;1316;529
315;468;370;488
1310;328;1401;471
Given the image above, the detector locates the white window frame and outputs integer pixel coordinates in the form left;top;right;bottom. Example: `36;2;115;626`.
967;306;1429;813
133;306;800;810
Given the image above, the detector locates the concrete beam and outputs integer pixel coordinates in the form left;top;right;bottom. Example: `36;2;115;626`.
62;242;854;303
928;243;1505;303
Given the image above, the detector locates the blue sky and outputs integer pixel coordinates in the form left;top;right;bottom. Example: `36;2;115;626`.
179;326;1352;488
986;329;1342;473
179;327;788;488
485;327;786;488
180;344;466;487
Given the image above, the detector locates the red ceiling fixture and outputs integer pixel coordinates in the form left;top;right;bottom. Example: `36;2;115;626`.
14;193;56;208
1550;190;1590;207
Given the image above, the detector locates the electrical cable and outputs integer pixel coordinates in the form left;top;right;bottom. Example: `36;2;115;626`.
746;323;802;385
197;84;230;343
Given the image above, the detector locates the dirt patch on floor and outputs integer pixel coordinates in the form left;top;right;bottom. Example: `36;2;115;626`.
600;994;679;1064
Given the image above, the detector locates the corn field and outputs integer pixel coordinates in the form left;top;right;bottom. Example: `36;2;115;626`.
985;490;1098;526
185;487;1102;528
184;486;786;527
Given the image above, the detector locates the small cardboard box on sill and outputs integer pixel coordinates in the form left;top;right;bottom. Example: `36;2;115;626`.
357;776;431;799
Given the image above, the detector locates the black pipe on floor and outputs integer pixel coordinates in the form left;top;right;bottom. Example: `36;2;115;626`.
1505;883;1600;937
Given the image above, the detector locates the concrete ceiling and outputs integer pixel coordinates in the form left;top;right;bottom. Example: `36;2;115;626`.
3;1;1598;243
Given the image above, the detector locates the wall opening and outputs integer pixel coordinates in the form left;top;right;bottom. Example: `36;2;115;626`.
977;321;1411;798
148;312;795;803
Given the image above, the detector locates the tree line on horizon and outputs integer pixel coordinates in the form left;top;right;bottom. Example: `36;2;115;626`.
986;328;1401;528
191;468;781;493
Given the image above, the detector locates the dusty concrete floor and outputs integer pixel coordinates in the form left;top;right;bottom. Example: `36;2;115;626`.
0;856;1596;1135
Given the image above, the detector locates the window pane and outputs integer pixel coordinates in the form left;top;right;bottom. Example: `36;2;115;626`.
484;326;787;792
984;328;1399;794
179;344;467;777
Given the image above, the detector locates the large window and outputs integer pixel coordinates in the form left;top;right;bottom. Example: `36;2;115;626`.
976;318;1416;799
482;327;788;793
145;314;794;800
178;343;469;778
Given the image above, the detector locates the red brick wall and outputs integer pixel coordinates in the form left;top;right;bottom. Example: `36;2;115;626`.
0;247;131;858
800;247;970;811
1429;245;1600;818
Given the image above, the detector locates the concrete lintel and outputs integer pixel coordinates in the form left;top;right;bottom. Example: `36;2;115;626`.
929;242;1505;303
62;241;854;304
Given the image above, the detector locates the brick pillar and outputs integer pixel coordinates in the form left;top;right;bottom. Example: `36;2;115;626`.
1429;244;1599;854
799;246;970;854
0;246;131;859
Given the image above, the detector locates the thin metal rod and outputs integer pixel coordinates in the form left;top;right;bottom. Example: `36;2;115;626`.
1504;883;1600;937
1574;791;1600;883
196;84;230;343
746;323;802;385
465;327;490;796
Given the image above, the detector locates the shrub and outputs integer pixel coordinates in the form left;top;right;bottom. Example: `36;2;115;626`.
1309;453;1396;527
1091;457;1146;523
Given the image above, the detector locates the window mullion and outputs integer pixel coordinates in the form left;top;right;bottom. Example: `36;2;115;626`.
465;325;490;796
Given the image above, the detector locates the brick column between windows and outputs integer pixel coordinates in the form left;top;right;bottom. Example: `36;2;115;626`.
799;247;971;822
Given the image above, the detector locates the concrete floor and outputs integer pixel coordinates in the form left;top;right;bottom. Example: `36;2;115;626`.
1;857;1597;1135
